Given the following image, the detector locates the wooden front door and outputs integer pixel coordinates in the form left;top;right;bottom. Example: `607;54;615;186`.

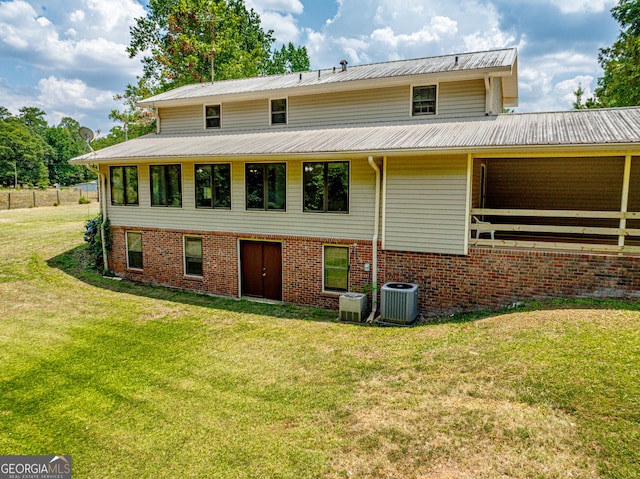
240;241;282;300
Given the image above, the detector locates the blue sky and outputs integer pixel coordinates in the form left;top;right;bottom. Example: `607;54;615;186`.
0;0;620;135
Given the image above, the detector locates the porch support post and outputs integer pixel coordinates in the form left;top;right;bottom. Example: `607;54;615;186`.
464;153;474;254
618;154;632;248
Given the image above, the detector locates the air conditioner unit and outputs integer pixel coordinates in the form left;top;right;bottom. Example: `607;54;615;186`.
339;292;367;323
380;282;418;324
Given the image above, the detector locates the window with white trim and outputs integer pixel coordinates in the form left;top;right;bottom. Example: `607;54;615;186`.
271;99;287;125
126;231;143;270
184;236;203;277
324;245;349;292
412;85;436;115
205;105;221;129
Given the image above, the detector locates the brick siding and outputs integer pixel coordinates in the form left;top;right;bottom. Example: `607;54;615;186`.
110;226;640;316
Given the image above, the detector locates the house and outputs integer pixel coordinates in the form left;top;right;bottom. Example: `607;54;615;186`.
70;48;640;317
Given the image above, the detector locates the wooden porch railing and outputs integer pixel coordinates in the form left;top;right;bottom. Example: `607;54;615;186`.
469;208;640;254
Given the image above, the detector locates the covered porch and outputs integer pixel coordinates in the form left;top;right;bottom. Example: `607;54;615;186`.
469;152;640;254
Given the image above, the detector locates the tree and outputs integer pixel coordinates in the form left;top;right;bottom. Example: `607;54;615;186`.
594;0;640;107
126;0;309;94
0;117;51;187
45;118;96;185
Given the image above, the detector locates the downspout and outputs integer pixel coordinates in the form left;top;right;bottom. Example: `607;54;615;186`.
366;156;381;323
85;164;109;273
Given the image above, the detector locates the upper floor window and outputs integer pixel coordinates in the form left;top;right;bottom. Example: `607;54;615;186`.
412;85;436;116
110;166;138;206
150;164;182;207
271;99;287;125
245;163;286;211
195;164;231;209
205;105;221;129
303;161;349;213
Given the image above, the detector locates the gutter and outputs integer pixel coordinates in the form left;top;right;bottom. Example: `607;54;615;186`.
366;155;381;323
84;164;109;273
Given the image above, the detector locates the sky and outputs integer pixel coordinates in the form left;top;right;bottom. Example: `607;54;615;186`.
0;0;621;135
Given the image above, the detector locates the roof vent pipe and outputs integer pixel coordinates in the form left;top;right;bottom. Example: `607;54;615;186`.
318;69;321;79
299;73;302;81
454;56;459;67
340;59;348;72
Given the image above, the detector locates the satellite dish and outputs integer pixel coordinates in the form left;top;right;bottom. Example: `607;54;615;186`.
78;126;94;142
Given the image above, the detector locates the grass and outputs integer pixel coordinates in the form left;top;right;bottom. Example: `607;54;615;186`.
0;204;639;478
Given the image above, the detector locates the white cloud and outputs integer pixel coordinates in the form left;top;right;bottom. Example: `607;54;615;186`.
246;0;304;15
69;10;85;23
547;0;616;14
0;0;142;78
259;11;301;44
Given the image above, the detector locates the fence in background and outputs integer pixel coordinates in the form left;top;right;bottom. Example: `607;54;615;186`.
0;189;99;210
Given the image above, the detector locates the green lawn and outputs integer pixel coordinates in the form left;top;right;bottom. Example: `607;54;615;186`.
0;204;639;478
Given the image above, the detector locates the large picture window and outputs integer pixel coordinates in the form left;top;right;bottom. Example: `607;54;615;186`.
184;236;203;277
324;245;348;292
150;165;182;207
195;164;231;209
110;166;138;206
412;85;437;115
126;231;143;270
303;161;349;213
245;163;286;211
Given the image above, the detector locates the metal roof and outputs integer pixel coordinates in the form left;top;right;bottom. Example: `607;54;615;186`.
138;48;517;107
71;107;640;164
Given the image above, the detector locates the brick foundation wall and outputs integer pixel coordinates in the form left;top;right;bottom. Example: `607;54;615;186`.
109;227;375;310
383;247;640;316
110;226;640;317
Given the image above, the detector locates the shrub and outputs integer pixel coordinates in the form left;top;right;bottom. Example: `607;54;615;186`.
78;196;91;204
84;213;112;272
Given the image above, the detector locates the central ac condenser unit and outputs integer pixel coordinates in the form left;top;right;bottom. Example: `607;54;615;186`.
380;282;418;324
339;292;367;322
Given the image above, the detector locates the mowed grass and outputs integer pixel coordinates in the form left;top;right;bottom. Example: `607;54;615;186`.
0;205;639;478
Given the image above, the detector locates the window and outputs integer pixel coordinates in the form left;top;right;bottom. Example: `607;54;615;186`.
126;231;143;270
245;163;286;211
324;245;349;292
195;164;231;209
412;85;436;115
184;236;203;277
303;161;349;213
205;105;221;129
271;99;287;125
110;166;138;206
150;165;182;207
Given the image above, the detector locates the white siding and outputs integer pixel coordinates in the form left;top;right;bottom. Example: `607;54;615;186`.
288;86;409;126
438;80;486;117
491;77;503;114
157;80;489;134
384;155;468;254
159;106;203;134
104;158;377;240
222;99;269;130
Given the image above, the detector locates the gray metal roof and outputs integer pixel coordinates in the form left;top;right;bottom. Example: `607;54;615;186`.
71;107;640;164
138;48;517;106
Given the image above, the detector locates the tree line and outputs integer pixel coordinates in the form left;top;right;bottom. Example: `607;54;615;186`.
0;107;95;188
